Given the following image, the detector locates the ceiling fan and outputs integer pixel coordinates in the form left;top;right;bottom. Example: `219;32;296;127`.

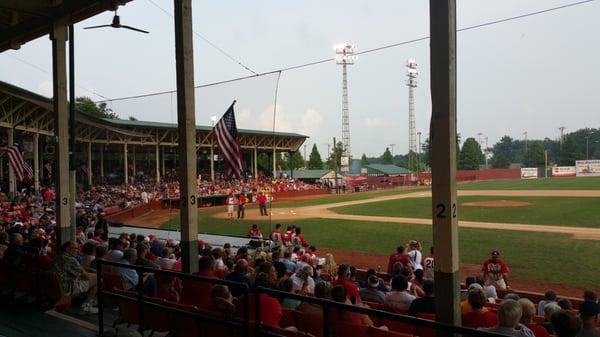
83;9;149;34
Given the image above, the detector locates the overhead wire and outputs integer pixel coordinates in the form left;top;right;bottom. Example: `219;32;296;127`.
3;53;110;100
95;0;597;104
146;0;258;75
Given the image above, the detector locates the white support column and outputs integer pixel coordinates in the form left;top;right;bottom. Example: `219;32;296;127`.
272;147;276;177
8;129;15;195
210;141;215;182
155;144;161;184
33;133;40;193
174;0;199;273
100;145;104;181
132;145;136;181
161;147;165;177
124;143;128;184
430;0;460;328
87;141;92;185
51;20;71;245
253;147;258;180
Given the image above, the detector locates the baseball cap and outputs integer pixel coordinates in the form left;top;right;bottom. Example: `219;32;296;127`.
368;275;380;288
579;301;600;316
491;250;500;257
468;283;483;291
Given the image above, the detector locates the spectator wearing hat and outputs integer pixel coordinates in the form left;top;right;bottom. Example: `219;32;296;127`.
579;301;600;337
462;288;498;328
479;300;535;337
482;250;510;290
360;275;386;304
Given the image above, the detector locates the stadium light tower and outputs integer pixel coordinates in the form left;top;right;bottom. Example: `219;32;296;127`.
335;43;356;173
406;59;418;174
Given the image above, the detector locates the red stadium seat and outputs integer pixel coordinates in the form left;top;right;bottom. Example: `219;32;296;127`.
331;321;370;337
166;302;201;337
369;327;414;337
142;296;171;334
415;313;436;337
281;308;300;329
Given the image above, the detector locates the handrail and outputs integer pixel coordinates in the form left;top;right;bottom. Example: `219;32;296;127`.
96;259;250;336
254;286;516;337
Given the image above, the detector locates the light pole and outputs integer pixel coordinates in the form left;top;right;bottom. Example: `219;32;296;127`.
477;132;483;146
484;136;489;168
335;43;355;173
406;59;418;174
389;144;396;157
417;132;422;172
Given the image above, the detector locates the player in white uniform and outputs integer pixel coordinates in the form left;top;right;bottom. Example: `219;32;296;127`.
226;193;236;219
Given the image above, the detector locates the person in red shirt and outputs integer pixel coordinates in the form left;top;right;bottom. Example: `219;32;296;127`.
155;274;180;303
519;299;550;337
292;227;308;247
237;273;282;328
387;246;410;274
482;250;510;290
282;226;293;244
237;194;248;219
257;192;268;216
462;288;498;328
330;285;376;328
248;224;263;239
332;264;361;304
180;256;218;309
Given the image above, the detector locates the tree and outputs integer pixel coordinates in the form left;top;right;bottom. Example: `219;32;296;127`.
458;137;484;170
257;153;271;173
522;141;546;167
360;153;369;167
285;151;305;170
493;136;515;162
558;136;584;166
490;153;510;168
307;144;324;169
76;96;119;119
326;142;343;170
421;137;432;168
128;116;138;121
381;147;393;164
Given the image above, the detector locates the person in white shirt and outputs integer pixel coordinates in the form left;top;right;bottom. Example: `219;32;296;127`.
156;247;176;270
384;275;416;312
291;265;315;295
226;193;236;219
407;240;423;271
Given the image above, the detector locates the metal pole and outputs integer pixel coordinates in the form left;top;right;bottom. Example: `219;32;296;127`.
132;145;136;182
333;137;338;194
52;20;72;244
174;0;199;273
123;143;128;184
430;0;460;329
33;133;40;193
155;144;160;184
210;140;215;182
8;129;14;195
68;24;76;228
253;147;258;180
100;145;104;181
87;141;92;186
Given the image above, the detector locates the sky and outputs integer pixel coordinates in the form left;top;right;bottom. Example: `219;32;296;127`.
1;0;599;159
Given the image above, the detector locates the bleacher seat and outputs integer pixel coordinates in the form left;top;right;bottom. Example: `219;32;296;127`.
369;327;414;337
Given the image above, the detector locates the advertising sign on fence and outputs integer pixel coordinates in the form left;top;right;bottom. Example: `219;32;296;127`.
520;168;538;179
552;166;576;177
576;160;600;177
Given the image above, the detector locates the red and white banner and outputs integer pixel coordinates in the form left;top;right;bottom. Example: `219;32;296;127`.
576;160;600;177
552;166;576;177
520;168;538;179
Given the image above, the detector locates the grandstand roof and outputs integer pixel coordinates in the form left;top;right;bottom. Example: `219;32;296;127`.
277;169;335;180
0;80;307;151
365;164;409;175
0;0;134;52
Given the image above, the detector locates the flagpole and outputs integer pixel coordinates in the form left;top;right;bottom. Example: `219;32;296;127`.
269;71;282;237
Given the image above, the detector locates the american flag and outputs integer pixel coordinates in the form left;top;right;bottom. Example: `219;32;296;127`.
214;101;244;178
24;161;34;180
7;143;25;181
44;162;53;178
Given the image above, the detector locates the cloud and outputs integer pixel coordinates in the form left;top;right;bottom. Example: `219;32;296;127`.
364;117;386;128
37;81;52;97
299;108;324;135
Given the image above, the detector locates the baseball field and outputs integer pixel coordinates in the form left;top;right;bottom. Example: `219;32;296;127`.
143;177;600;295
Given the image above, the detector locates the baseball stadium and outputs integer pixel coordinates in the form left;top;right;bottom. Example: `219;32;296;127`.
1;2;600;337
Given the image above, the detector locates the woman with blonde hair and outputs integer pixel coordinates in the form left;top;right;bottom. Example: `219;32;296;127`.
322;253;337;276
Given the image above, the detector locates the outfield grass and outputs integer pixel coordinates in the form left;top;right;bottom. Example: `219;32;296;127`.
331;196;600;228
271;187;427;208
459;177;600;190
160;210;600;288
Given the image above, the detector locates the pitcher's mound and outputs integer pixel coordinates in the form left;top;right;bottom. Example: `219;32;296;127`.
461;200;532;207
